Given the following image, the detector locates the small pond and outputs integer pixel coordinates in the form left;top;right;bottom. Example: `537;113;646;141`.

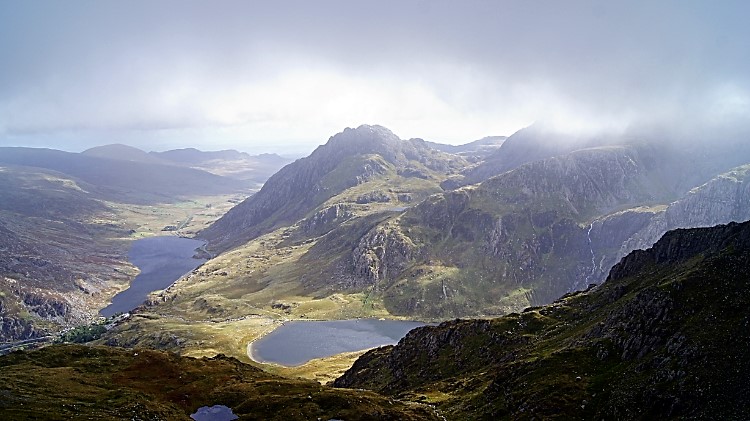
249;319;429;366
99;236;206;317
190;404;238;421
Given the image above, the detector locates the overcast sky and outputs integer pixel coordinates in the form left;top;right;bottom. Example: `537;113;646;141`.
1;1;749;154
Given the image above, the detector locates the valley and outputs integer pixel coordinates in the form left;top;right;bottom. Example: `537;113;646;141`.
0;145;270;344
1;124;749;419
88;125;750;379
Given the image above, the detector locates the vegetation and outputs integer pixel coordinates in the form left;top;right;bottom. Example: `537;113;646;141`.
0;344;438;420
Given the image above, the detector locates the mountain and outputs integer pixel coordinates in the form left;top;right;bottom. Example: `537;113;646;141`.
343;145;680;317
199;124;467;253
0;344;437;420
334;220;750;419
151;147;252;164
81;143;168;164
455;124;601;186
582;163;750;290
0;147;248;204
82;144;292;184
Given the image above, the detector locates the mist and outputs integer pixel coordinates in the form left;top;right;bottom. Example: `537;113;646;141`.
1;1;749;153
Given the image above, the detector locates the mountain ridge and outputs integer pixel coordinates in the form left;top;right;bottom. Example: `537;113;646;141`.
199;124;466;253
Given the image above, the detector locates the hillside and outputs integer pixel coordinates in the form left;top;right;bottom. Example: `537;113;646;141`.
0;151;251;342
0;344;437;420
0;166;136;341
334;220;750;419
344;145;679;317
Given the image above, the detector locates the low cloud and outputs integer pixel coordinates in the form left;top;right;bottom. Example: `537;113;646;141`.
1;1;749;152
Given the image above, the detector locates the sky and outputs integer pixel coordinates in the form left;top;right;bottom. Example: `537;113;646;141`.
1;0;749;155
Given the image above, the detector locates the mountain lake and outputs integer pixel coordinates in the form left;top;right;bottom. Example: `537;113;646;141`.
100;236;206;317
249;319;430;366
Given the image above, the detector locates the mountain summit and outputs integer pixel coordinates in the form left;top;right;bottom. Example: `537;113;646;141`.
199;125;465;252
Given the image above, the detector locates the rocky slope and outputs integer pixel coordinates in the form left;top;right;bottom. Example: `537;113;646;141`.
200;124;466;253
334;220;750;420
342;145;679;317
0;344;438;420
585;163;750;288
0;166;136;341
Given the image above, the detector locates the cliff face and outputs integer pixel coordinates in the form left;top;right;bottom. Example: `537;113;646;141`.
347;146;677;317
589;164;750;285
335;220;750;420
199;125;465;253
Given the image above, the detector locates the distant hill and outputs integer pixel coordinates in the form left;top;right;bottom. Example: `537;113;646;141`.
151;147;251;164
81;144;168;164
152;148;292;183
425;135;507;156
0;147;248;204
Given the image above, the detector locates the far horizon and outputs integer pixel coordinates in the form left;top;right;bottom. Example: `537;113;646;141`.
1;124;511;156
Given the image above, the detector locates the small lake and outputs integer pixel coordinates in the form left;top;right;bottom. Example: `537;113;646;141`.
100;236;206;317
249;319;428;366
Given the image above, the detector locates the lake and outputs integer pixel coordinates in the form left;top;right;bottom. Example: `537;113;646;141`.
99;236;206;317
249;319;428;366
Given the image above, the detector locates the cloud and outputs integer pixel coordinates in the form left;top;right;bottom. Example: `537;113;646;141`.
1;1;749;151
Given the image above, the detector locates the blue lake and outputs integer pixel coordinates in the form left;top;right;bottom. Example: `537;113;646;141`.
249;319;428;366
99;236;206;317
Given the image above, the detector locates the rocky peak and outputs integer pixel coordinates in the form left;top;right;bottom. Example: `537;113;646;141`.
199;125;463;253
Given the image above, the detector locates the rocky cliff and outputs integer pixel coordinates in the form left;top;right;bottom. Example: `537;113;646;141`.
334;220;750;420
587;163;750;286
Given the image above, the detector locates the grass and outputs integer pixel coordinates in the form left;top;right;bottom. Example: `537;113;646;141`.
0;344;440;420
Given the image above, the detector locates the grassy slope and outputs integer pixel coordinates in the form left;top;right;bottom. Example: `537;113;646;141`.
333;221;750;419
0;344;438;420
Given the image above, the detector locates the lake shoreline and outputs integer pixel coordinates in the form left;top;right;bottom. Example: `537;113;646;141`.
247;318;431;367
